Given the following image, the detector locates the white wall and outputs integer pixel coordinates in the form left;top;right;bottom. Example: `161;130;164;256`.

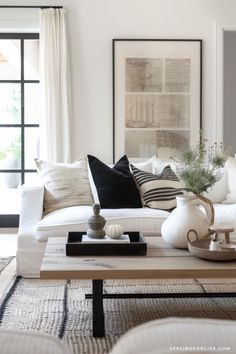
223;30;236;155
1;0;236;162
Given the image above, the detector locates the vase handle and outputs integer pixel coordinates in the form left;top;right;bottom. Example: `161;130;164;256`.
195;194;214;226
186;229;198;243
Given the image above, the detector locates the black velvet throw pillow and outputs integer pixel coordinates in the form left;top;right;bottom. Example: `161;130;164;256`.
87;155;142;208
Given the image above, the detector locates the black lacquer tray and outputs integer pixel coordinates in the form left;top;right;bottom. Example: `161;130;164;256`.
66;231;147;256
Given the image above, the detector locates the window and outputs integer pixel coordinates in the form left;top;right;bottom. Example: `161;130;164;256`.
0;33;39;225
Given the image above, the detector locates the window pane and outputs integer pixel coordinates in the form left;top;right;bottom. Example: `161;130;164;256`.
25;83;40;124
25;127;39;169
0;172;21;190
0;84;21;124
0;39;20;80
0;128;21;170
25;172;40;185
0;182;20;214
24;40;39;80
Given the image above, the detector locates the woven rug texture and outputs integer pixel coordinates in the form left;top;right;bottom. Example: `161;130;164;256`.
0;257;14;273
0;259;236;354
0;257;15;303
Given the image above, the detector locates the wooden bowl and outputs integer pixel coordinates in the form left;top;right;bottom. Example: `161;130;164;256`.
188;238;236;261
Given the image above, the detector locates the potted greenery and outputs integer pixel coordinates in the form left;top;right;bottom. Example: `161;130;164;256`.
0;134;21;188
161;134;227;249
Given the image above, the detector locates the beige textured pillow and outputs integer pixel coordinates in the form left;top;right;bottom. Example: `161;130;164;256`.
35;157;94;215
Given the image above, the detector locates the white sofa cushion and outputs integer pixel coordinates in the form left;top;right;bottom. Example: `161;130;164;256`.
36;205;169;241
110;317;236;354
35;157;94;215
214;203;236;233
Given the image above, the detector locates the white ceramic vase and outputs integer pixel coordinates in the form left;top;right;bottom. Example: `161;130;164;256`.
161;195;212;249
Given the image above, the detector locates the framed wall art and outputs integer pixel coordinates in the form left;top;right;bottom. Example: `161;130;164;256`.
113;39;202;162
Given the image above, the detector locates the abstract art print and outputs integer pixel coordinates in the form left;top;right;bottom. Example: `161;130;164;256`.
113;39;202;161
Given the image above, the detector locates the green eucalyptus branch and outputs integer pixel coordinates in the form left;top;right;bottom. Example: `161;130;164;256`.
174;132;228;196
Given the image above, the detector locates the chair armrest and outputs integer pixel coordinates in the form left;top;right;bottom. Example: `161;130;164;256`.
18;184;44;235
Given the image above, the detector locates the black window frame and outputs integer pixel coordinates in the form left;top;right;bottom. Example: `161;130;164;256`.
0;33;40;227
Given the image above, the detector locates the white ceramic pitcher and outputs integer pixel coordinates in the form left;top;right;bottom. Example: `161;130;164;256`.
161;195;213;249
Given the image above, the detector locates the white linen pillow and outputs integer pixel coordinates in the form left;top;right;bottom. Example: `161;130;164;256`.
223;156;236;203
204;166;228;203
130;156;155;173
35;157;94;215
153;157;177;174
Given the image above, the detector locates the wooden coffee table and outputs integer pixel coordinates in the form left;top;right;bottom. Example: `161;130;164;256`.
40;234;236;337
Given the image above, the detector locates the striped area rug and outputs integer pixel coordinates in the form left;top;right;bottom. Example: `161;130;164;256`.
0;257;14;273
0;262;236;354
0;257;15;303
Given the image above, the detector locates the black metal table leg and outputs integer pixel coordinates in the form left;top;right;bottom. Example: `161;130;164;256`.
86;292;236;299
87;281;236;337
92;279;104;337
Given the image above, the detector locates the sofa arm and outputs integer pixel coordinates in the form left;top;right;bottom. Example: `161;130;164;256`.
18;184;44;235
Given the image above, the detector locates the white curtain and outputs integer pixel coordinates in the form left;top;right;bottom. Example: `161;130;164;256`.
39;8;71;162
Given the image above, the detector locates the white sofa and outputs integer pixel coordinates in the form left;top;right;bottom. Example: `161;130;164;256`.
16;184;169;277
110;317;236;354
16;158;236;278
0;329;72;354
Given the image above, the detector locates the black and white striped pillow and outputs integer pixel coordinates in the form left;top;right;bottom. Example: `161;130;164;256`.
130;165;183;210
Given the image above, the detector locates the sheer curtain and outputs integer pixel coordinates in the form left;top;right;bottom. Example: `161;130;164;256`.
39;8;71;162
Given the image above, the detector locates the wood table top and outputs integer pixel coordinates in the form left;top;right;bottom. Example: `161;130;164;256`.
40;235;236;280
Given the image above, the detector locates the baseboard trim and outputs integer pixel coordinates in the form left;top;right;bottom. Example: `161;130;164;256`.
0;215;19;228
